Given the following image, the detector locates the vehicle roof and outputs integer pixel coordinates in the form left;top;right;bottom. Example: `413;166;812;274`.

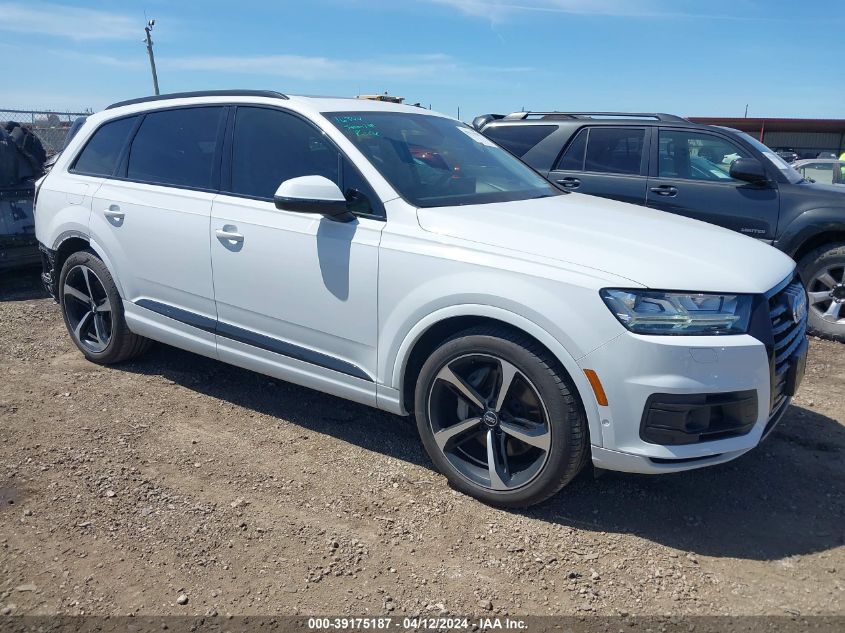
478;113;753;136
100;91;451;121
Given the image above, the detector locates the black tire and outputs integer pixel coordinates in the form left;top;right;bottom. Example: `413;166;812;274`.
58;249;151;364
797;242;845;343
414;325;589;508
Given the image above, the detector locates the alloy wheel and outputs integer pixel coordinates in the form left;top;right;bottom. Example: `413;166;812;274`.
426;353;551;491
63;265;113;353
808;264;845;324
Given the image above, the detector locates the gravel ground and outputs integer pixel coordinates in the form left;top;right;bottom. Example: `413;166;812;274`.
0;269;843;618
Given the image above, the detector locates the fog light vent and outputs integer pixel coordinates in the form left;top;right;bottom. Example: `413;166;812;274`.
640;390;757;445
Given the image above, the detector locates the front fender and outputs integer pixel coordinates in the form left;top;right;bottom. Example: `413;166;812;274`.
775;207;845;258
387;303;607;448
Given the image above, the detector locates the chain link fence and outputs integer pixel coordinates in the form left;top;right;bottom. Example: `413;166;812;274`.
2;108;91;155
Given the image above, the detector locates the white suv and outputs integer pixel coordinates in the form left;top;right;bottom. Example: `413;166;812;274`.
35;90;808;507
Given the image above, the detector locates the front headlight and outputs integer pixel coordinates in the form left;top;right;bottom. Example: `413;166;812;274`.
600;289;753;335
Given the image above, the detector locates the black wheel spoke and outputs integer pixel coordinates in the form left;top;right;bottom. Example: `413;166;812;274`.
95;297;112;314
73;310;94;341
500;418;551;451
493;359;520;413
433;417;482;450
82;267;95;300
64;284;91;305
485;429;510;490
93;314;108;346
436;363;486;410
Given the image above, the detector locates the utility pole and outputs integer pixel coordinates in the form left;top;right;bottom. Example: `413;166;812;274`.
744;104;749;118
144;19;160;96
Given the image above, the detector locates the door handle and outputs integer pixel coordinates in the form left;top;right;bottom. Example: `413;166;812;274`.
556;177;581;189
215;226;244;244
649;185;678;197
103;204;125;221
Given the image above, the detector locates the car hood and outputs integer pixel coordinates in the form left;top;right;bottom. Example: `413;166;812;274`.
417;193;795;294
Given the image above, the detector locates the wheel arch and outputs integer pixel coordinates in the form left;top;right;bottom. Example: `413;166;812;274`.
392;305;603;447
792;230;845;268
51;233;125;300
776;208;845;263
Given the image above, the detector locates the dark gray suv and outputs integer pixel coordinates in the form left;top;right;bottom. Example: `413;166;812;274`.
475;111;845;342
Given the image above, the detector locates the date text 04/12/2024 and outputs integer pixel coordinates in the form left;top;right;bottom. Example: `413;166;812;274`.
307;617;528;630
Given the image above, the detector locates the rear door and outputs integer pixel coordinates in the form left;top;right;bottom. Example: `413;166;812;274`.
547;126;651;205
646;127;780;239
90;106;225;324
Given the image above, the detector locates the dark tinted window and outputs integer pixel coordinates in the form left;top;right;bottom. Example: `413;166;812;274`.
72;117;136;176
127;107;223;189
555;128;587;171
230;107;340;199
658;130;748;182
584;128;645;175
482;125;557;157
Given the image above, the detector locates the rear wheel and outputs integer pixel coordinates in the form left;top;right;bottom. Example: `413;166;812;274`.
59;250;151;364
414;326;589;508
798;242;845;342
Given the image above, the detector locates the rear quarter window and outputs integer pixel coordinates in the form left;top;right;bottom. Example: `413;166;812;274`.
482;125;557;158
71;116;137;177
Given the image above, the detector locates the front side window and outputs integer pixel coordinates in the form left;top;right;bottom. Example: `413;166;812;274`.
72;116;136;177
228;107;382;217
230;107;340;199
584;128;645;175
658;130;748;182
482;125;557;158
127;107;224;189
325;111;558;208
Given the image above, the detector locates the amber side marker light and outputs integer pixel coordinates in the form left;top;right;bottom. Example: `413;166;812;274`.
583;369;608;407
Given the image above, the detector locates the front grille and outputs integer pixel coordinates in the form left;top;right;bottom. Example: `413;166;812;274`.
767;278;808;413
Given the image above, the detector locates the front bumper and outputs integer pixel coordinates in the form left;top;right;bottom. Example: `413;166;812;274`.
580;332;776;470
579;275;807;474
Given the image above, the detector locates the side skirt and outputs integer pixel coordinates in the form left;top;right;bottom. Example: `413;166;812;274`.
126;299;380;410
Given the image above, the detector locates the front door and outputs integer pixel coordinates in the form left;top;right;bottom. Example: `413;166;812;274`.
646;127;781;240
210;106;384;399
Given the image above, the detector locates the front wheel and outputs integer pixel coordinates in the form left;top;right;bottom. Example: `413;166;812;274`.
414;326;589;508
799;242;845;343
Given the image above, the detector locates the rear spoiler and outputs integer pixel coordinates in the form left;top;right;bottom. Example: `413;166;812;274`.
471;114;504;131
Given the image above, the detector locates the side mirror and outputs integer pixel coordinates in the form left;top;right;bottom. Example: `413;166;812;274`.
729;158;769;185
274;175;355;222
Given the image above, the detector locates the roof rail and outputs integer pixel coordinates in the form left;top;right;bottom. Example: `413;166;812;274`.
106;89;289;110
471;113;505;130
503;111;688;123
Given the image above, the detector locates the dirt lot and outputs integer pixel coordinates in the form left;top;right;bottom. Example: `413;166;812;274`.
1;270;843;618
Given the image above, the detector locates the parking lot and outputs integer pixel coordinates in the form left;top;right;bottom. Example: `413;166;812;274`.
1;270;843;617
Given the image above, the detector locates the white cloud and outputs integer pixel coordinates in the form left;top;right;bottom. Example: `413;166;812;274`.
422;0;660;20
419;0;777;21
160;52;531;83
0;2;137;41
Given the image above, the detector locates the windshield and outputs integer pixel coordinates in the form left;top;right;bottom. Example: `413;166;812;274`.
324;111;559;207
734;131;803;184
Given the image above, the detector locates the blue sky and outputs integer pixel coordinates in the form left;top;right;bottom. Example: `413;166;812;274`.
1;0;842;120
